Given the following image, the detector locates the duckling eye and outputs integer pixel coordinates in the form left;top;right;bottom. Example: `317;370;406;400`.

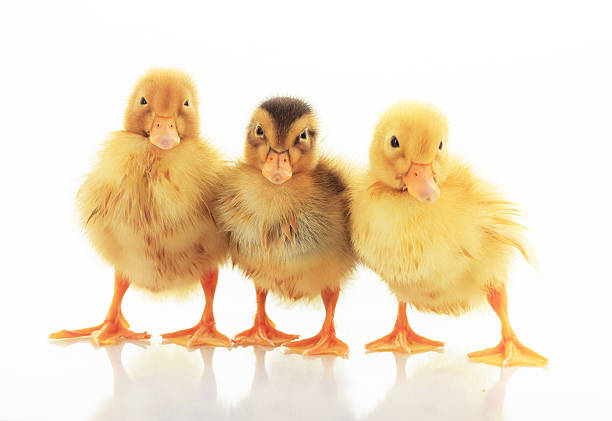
256;125;264;136
140;97;147;105
184;99;189;107
300;129;308;140
390;136;400;148
439;140;444;150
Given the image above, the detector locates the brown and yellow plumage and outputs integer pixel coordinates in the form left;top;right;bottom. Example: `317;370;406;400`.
216;158;354;300
78;128;226;293
214;97;356;356
51;69;231;347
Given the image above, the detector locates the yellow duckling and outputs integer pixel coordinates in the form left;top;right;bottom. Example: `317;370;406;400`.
350;102;547;367
214;97;357;357
50;69;230;347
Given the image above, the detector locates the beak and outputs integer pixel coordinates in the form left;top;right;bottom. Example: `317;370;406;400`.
149;115;180;150
262;149;292;184
403;163;440;204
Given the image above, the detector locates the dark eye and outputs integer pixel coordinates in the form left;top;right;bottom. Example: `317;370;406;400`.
390;136;399;148
140;97;147;105
184;99;189;107
300;129;308;140
256;125;264;136
439;140;444;150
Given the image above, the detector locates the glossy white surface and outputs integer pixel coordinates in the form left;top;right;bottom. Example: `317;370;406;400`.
1;1;611;420
1;265;609;420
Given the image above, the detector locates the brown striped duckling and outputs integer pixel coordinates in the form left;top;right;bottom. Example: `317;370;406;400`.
215;97;356;357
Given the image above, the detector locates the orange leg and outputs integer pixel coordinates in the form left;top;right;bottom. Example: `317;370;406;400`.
162;269;231;348
365;301;444;354
233;288;299;347
468;285;548;367
285;288;349;358
49;272;150;346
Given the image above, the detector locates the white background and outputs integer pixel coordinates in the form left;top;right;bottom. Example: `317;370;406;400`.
1;1;611;420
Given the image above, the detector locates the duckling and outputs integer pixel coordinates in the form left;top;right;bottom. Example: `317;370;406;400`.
50;69;231;347
215;97;356;357
350;102;547;367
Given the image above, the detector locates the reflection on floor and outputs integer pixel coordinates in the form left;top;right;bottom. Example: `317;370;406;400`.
76;341;515;421
232;347;352;421
93;344;227;420
363;354;513;421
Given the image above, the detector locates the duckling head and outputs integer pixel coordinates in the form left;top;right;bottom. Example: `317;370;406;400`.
245;97;319;185
370;102;449;204
124;69;200;150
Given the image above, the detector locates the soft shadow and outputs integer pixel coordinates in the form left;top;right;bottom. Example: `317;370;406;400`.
231;349;352;421
363;353;515;421
91;344;228;421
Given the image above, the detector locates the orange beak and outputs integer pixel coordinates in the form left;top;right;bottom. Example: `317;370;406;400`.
262;150;292;184
403;163;440;204
149;115;180;150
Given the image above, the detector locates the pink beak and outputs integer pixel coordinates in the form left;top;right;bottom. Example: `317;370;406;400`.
403;163;440;204
149;115;180;150
262;150;292;184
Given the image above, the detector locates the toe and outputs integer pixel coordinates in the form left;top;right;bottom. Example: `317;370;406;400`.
188;328;232;348
49;330;79;339
468;343;504;358
161;326;198;339
285;336;320;350
468;340;548;367
124;331;151;341
164;336;192;347
232;329;275;348
365;338;409;353
306;339;349;358
286;333;349;358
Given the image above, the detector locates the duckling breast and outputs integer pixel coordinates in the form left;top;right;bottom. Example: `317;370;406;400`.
215;163;356;300
77;133;228;292
350;177;489;315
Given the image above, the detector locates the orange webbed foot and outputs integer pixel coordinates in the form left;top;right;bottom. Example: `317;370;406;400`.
233;287;299;348
50;274;150;346
468;337;548;367
365;301;444;355
233;315;299;348
162;321;232;348
162;269;231;348
50;320;150;346
469;285;548;367
365;326;444;354
285;329;349;358
284;288;348;358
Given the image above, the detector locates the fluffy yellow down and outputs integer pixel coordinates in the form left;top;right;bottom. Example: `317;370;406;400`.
77;132;227;294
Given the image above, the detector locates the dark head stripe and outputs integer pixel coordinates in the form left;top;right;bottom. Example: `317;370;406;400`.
259;97;313;140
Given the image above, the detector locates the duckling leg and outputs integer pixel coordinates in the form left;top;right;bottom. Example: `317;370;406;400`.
468;285;548;367
50;272;151;346
162;269;232;348
365;301;444;354
284;288;349;358
233;288;299;347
